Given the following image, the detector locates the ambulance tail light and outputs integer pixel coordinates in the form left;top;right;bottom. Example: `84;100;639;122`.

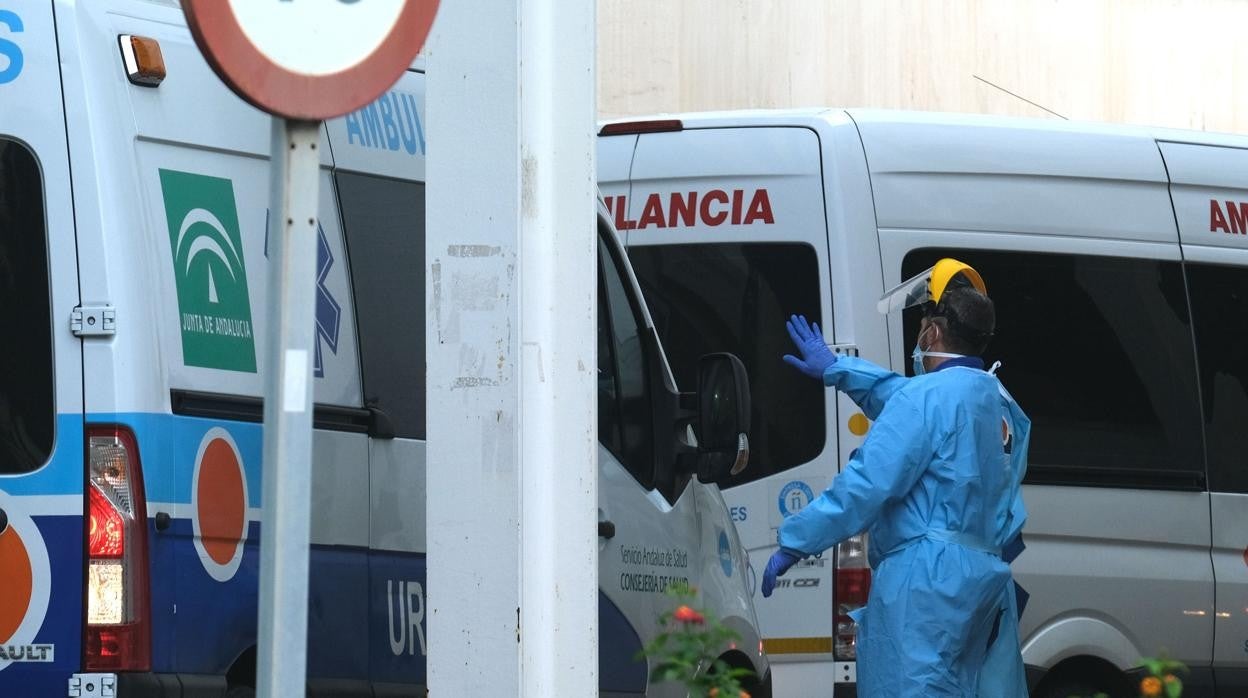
834;534;870;661
85;426;151;672
598;119;683;136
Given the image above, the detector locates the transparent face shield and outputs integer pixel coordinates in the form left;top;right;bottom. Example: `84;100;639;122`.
877;266;935;314
878;263;985;316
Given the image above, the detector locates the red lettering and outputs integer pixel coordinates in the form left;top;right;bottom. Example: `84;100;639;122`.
1229;201;1248;235
668;192;696;228
743;189;775;225
731;189;744;225
700;190;729;226
613;196;629;231
638;193;666;229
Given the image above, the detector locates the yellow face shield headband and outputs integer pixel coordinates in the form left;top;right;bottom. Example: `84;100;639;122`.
877;258;987;315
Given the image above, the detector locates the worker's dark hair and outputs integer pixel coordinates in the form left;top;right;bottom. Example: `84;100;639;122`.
929;286;995;355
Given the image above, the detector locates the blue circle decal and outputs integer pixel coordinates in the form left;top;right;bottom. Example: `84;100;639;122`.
778;480;814;517
718;529;733;577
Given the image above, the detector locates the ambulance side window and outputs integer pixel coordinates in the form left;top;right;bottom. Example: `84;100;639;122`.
336;172;426;439
0;139;54;474
599;235;656;490
1186;263;1248;494
903;249;1204;490
627;243;824;488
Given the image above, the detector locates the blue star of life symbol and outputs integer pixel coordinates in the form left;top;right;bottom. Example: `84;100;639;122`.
314;224;341;378
263;212;342;378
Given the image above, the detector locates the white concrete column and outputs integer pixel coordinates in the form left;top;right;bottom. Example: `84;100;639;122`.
425;0;598;694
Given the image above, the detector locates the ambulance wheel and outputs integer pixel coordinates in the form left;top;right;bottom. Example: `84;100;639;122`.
1035;678;1100;698
224;687;255;698
1034;654;1133;698
1035;665;1129;698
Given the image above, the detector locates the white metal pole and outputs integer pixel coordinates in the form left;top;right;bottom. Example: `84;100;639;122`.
426;0;598;693
255;117;321;698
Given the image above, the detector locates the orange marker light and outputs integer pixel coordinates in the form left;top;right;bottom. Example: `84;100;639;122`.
119;35;166;87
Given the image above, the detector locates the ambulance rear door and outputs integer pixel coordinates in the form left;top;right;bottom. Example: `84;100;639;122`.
0;3;86;695
621;123;839;663
1162;138;1248;694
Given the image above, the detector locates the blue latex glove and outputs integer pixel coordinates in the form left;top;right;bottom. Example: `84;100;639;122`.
761;548;803;598
783;314;837;381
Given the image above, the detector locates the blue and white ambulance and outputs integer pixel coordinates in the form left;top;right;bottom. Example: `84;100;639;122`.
0;1;769;696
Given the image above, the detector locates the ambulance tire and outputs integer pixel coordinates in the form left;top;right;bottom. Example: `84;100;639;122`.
224;687;255;698
1035;668;1128;698
1035;678;1100;698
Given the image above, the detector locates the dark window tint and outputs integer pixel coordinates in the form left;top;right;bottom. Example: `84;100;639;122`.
0;140;54;474
599;238;654;488
336;173;425;439
1187;264;1248;494
904;250;1203;489
627;243;824;487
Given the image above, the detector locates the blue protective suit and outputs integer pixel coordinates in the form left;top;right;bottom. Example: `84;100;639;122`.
779;355;1031;697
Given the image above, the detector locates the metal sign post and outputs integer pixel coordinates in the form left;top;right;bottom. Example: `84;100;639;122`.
181;2;438;696
254;118;321;696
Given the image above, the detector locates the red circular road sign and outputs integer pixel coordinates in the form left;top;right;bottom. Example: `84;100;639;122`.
183;0;438;120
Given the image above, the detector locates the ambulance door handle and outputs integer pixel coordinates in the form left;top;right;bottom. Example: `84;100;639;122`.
0;507;7;535
598;520;616;540
367;404;396;440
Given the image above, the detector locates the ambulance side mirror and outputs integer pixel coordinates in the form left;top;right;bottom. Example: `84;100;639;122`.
695;353;751;484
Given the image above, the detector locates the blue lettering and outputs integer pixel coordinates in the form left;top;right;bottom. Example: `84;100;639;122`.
379;93;401;151
344;91;425;156
396;92;420;155
360;104;383;149
730;506;748;523
345;112;366;146
406;92;426;155
0;10;24;85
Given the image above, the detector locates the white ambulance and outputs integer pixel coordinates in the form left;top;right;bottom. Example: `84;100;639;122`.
599;109;1248;697
0;1;769;696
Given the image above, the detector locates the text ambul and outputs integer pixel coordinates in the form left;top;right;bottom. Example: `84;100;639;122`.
1211;199;1248;235
606;189;775;230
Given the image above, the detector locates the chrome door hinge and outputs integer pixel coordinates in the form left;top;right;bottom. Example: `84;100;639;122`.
71;306;116;337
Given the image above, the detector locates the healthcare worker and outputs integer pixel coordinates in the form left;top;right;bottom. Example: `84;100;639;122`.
763;260;1031;697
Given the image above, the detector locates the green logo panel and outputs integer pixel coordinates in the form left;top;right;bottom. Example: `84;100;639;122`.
159;169;257;373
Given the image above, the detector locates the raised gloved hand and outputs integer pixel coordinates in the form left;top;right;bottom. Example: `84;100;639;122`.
761;548;804;598
783;314;837;381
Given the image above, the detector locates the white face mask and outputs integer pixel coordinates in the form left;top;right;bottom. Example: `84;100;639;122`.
911;324;964;376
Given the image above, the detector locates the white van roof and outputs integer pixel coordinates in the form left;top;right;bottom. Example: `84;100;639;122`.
603;106;1248;148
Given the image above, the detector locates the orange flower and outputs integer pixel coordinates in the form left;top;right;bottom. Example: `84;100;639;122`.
707;690;749;698
672;605;705;624
1164;674;1179;684
1140;676;1163;697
